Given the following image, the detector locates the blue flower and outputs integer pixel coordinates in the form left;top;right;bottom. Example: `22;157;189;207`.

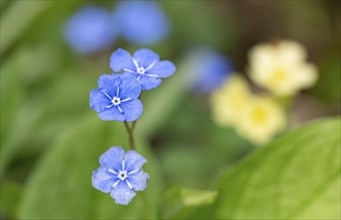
90;74;143;122
113;1;170;45
64;6;117;54
110;48;176;90
92;147;149;205
191;48;232;92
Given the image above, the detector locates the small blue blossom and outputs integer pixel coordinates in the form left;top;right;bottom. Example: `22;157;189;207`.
92;147;149;205
110;48;176;90
113;1;170;45
64;6;117;54
90;74;143;122
191;48;233;93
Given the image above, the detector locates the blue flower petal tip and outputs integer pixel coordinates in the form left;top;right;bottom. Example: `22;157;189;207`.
64;6;117;54
92;147;149;205
89;74;143;122
110;48;176;90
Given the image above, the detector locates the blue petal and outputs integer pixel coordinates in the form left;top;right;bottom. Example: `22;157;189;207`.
120;99;143;122
148;60;176;78
98;74;121;97
138;75;162;90
127;170;149;191
92;167;117;193
124;150;147;172
98;106;125;122
99;147;125;171
110;181;136;205
119;73;141;100
133;48;160;69
64;6;117;54
114;1;169;45
191;48;232;93
110;48;135;72
89;89;111;113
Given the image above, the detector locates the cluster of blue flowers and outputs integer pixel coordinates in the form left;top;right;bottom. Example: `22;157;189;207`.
90;48;175;121
64;2;170;54
90;48;175;205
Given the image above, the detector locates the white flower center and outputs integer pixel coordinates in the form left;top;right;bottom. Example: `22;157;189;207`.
118;170;127;180
112;97;121;106
137;67;145;74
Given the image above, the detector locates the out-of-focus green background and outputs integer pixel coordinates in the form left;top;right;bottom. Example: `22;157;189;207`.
1;1;340;219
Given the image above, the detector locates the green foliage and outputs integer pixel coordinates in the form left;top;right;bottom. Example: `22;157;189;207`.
161;187;218;219
313;52;341;103
0;181;23;219
13;116;341;219
137;51;200;138
0;46;95;178
161;1;237;51
18;115;162;219
156;94;252;188
185;118;341;219
0;1;50;53
1;49;31;177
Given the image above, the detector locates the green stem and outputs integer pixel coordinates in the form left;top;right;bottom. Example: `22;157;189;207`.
131;120;138;130
123;121;150;217
123;121;135;150
124;92;142;149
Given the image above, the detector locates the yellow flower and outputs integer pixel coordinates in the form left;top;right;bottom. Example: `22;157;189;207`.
248;40;318;96
210;74;250;126
210;74;286;145
235;96;286;145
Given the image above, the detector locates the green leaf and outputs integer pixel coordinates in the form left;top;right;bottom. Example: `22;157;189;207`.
0;45;101;178
0;49;30;178
0;1;50;54
0;101;45;179
0;45;65;178
191;118;341;219
18;115;162;219
1;49;25;149
0;180;23;219
161;187;218;219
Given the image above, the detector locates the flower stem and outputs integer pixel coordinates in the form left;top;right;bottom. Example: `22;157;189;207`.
131;120;138;130
124;121;136;150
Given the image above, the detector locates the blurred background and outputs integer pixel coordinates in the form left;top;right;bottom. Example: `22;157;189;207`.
0;0;340;219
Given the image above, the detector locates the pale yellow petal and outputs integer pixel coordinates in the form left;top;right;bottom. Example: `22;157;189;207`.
295;63;318;88
210;74;250;126
277;40;307;64
235;96;286;145
248;39;318;96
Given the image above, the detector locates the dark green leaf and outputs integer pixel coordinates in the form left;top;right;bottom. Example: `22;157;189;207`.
0;180;23;219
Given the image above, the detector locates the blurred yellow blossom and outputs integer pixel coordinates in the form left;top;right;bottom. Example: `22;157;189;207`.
236;96;286;145
211;74;286;145
210;74;250;126
248;40;318;96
